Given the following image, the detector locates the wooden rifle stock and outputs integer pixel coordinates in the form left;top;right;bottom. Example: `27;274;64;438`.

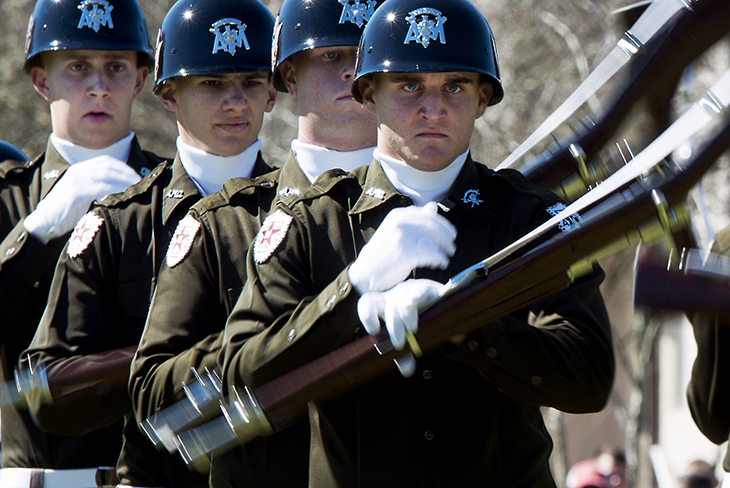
245;116;730;436
43;345;136;402
520;0;730;193
634;256;730;313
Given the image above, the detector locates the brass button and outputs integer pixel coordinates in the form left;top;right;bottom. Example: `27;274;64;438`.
486;347;497;359
5;247;15;256
17;232;25;242
326;295;336;307
530;376;543;386
467;340;479;352
287;329;297;342
424;430;434;441
422;370;432;380
339;282;349;295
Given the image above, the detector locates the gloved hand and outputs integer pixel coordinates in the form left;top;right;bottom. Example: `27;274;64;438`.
348;202;456;294
358;279;445;377
24;156;141;243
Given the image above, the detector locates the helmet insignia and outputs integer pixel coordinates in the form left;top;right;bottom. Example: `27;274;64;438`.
338;0;377;28
210;18;249;56
77;0;114;33
403;7;446;48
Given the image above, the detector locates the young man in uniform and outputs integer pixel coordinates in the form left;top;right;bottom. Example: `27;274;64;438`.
0;0;158;484
685;225;730;488
215;0;614;485
20;0;276;486
130;0;378;483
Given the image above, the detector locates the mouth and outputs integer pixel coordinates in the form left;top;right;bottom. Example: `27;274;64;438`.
217;121;249;133
416;130;448;139
84;109;111;122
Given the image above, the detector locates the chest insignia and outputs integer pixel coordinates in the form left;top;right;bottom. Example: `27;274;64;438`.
165;189;185;199
279;187;300;198
461;189;483;208
67;212;103;259
546;202;582;233
43;169;60;180
365;187;386;200
167;215;200;268
254;210;293;264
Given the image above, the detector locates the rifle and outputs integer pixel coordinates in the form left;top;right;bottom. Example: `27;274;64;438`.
0;346;136;409
169;74;730;472
513;0;730;199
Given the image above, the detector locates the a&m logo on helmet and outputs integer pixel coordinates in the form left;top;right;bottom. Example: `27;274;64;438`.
338;0;377;28
77;0;114;32
404;7;447;48
210;18;249;56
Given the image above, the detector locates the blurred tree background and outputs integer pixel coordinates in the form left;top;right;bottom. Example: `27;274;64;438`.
1;0;730;485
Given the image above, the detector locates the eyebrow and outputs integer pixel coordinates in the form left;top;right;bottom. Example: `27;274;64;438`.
388;74;476;85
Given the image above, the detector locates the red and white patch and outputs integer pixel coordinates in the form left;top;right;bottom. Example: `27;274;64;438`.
67;212;103;259
166;215;200;268
254;210;293;264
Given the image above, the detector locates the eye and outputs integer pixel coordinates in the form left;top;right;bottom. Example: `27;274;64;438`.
403;83;419;92
323;51;338;60
445;84;461;94
202;79;222;87
244;79;263;87
108;63;126;73
69;63;86;72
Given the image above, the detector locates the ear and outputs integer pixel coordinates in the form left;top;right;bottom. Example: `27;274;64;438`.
30;66;52;102
357;76;377;115
278;58;297;98
475;81;493;119
132;66;149;100
157;80;179;112
265;83;277;113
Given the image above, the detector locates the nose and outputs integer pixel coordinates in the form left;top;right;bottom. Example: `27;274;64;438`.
419;89;446;120
222;84;248;111
87;68;111;98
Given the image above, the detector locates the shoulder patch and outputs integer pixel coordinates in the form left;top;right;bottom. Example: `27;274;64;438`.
67;212;104;258
546;202;582;233
167;215;201;268
254;210;293;264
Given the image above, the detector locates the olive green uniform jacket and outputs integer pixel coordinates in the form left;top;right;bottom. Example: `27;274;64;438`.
131;153;317;486
0;137;159;469
22;153;270;486
686;225;730;473
216;156;614;488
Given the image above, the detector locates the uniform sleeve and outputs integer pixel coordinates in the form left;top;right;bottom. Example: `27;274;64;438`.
442;265;614;414
130;221;228;424
0;220;66;332
686;311;730;445
22;209;132;435
220;209;361;393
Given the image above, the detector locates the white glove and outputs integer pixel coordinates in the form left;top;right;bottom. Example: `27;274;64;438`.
358;279;445;378
358;278;445;351
24;156;141;243
348;202;456;294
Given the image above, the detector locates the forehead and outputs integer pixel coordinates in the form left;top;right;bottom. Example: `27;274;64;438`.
174;71;271;85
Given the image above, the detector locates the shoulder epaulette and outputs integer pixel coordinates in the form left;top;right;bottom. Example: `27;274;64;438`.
280;168;354;209
0;155;40;178
192;170;280;216
97;159;173;208
491;167;562;203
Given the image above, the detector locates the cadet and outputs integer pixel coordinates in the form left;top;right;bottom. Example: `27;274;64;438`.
0;0;158;482
216;0;614;485
686;225;730;488
131;0;378;483
20;0;275;486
